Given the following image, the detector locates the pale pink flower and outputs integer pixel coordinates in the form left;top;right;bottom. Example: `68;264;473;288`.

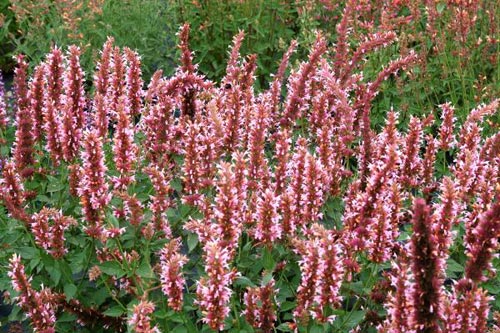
196;241;237;331
159;239;187;311
128;300;160;333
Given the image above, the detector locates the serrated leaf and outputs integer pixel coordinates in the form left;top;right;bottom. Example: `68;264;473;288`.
187;233;198;253
64;283;77;301
234;276;255;288
276;323;293;332
309;324;324;333
136;260;153;278
345;310;365;329
261;272;274;286
48;262;62;285
46;178;65;192
172;325;188;333
100;261;126;278
103;306;125;317
446;258;463;274
437;3;446;13
17;247;38;259
262;248;275;271
280;301;295;312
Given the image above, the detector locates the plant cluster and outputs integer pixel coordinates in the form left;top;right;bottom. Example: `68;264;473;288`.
167;0;499;124
0;3;499;333
1;0;177;78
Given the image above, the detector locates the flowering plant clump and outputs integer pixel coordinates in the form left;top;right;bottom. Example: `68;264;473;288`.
0;12;499;333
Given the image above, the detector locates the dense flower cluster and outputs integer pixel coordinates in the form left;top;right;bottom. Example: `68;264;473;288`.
0;14;498;333
159;238;187;312
128;300;160;333
8;254;56;333
31;208;76;258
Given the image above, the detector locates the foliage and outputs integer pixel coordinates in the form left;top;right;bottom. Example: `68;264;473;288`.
2;0;178;79
0;1;499;333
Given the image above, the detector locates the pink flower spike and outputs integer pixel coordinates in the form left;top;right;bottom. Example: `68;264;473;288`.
128;300;160;333
78;129;110;239
159;238;187;312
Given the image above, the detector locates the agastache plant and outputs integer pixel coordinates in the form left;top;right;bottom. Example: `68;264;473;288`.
0;17;499;333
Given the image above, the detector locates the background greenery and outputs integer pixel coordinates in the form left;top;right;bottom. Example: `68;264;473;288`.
1;0;498;127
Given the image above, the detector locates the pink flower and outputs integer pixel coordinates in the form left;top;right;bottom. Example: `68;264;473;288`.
8;254;57;333
293;235;320;322
93;37;114;97
312;225;344;323
29;64;46;143
444;282;492;333
44;47;65;110
243;278;278;331
0;70;8;128
196;241;238;331
78;130;111;238
124;47;143;117
400;116;423;188
112;96;137;190
108;46;126;118
181;120;205;205
247;103;271;191
432;177;460;261
464;199;500;283
280;33;327;128
141;98;178;166
13;54;29;115
379;258;413;333
222;30;245;86
0;161;31;225
252;188;282;247
438;102;456;150
42;96;64;166
144;166;172;236
128;300;160;333
31;208;75;258
273;128;291;195
212;160;246;254
159;238;187;311
409;198;442;332
268;40;297;123
61;46;86;162
13;55;35;178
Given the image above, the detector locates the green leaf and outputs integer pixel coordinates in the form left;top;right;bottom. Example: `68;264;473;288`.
100;261;126;278
276;323;293;332
103;306;125;317
17;247;39;259
47;261;62;285
171;178;183;192
446;258;463;276
279;301;295;312
262;248;275;271
136;260;153;279
187;233;198;253
172;325;188;333
64;283;77;301
46;176;65;192
344;310;365;330
437;3;446;14
58;312;77;322
261;272;274;286
234;276;255;288
309;324;324;333
91;287;109;306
